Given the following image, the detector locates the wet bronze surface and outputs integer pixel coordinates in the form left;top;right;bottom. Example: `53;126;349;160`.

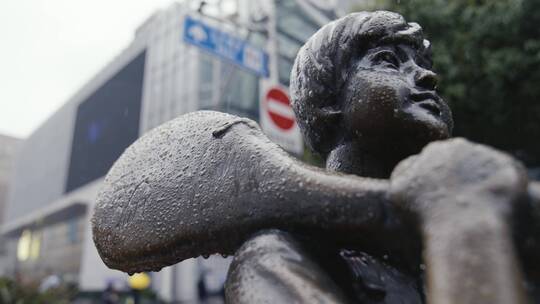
93;10;540;304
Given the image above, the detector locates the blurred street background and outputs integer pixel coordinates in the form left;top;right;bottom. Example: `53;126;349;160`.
0;0;539;303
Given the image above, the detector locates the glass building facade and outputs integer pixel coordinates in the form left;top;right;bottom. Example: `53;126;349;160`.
196;29;266;121
276;0;323;86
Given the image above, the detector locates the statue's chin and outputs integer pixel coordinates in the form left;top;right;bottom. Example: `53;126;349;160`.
407;113;452;142
384;123;451;161
400;103;453;143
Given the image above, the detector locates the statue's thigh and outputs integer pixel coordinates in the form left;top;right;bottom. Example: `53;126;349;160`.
224;229;349;304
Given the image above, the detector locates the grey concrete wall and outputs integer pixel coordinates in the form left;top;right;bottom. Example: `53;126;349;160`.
0;134;20;275
0;134;20;227
5;104;76;221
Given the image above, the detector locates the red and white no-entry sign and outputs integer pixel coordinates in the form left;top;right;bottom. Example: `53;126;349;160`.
264;87;295;130
260;84;303;155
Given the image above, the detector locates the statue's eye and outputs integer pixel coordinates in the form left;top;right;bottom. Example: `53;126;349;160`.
373;51;400;69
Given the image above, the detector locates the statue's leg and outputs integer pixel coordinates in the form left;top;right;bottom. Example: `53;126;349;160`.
224;229;349;304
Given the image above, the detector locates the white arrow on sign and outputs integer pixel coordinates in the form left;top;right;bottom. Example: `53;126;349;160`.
188;25;208;42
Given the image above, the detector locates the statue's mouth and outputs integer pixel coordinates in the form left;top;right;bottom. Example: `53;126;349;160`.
410;90;442;117
417;101;441;116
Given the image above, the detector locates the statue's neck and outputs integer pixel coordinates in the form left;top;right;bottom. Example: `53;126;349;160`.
325;141;399;179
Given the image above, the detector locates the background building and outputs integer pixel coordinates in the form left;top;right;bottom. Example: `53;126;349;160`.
0;134;20;229
1;0;354;302
0;134;20;277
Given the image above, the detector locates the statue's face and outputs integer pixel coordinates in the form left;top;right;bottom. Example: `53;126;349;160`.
341;43;453;154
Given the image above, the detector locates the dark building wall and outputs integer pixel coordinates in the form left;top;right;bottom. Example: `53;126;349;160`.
66;51;145;192
5;50;146;221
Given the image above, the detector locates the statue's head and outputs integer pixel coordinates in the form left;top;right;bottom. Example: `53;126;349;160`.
291;11;453;160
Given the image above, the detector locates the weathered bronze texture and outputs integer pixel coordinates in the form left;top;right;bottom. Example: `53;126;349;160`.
92;111;399;273
92;11;540;304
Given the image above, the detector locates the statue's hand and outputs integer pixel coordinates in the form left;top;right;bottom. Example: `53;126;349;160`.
390;137;528;220
389;138;529;304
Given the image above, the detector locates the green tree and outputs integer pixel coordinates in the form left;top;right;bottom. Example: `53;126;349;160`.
357;0;540;166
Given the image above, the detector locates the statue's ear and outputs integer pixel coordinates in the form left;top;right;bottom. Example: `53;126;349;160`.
320;105;342;123
296;103;342;155
315;106;343;155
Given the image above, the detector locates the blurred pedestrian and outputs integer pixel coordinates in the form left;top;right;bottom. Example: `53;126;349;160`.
101;282;119;304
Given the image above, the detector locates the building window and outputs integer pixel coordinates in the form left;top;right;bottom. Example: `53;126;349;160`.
220;64;259;120
67;218;79;244
278;56;295;86
276;0;320;43
198;54;215;109
276;0;320;86
17;229;41;261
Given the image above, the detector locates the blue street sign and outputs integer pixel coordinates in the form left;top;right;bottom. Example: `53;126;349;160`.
183;15;269;77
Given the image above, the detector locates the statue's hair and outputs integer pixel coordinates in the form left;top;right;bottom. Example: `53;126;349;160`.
290;11;430;156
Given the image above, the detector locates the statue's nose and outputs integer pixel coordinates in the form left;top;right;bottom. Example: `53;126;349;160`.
414;68;438;90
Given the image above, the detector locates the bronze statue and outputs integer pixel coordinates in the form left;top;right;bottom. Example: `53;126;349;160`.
227;11;451;303
92;11;540;304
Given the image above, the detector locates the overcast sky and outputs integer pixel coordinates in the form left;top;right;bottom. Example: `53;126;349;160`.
0;0;176;138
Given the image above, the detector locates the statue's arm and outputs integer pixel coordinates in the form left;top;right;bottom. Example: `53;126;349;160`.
91;112;535;303
391;138;529;304
92;111;402;274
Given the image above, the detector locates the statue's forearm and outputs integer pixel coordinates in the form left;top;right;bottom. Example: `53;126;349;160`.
92;112;399;274
223;154;401;248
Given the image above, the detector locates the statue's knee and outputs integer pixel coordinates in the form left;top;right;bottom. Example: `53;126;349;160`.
232;229;302;263
225;230;303;303
225;230;348;304
228;229;306;278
